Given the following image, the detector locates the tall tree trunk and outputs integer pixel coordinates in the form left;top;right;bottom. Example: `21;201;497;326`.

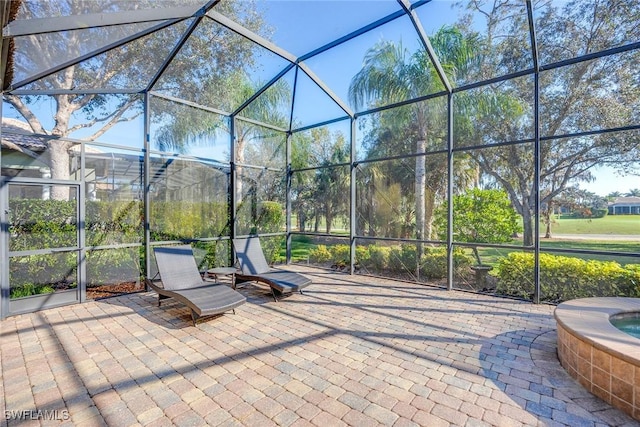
522;207;535;247
543;201;553;238
48;95;74;200
298;208;305;232
314;208;320;232
415;140;426;241
49;141;73;200
424;187;436;241
368;182;376;236
235;136;246;205
415;140;427;280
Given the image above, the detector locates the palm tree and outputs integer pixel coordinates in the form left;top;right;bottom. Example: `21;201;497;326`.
155;73;291;205
625;189;640;197
605;191;622;203
349;26;482;243
350;41;431;243
313;139;350;233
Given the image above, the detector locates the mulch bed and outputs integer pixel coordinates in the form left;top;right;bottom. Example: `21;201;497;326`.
87;281;144;300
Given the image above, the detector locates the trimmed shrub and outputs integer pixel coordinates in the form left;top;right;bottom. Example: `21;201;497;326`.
420;247;473;279
150;201;228;241
569;208;607;219
591;209;608;218
86;247;141;286
192;240;230;269
330;245;351;265
494;252;534;299
256;201;285;233
366;245;391;270
10;198;77;249
355;245;371;267
261;235;285;265
388;245;418;272
10;283;55;299
420;247;447;279
495;252;640;302
86;200;143;245
308;245;332;263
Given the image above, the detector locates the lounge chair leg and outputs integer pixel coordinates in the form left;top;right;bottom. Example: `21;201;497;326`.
271;288;278;302
158;294;171;307
191;310;198;327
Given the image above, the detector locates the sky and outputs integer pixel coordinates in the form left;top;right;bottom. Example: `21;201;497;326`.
2;0;639;196
579;167;639;197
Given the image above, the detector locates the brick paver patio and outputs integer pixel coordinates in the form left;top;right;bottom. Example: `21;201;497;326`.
1;266;637;426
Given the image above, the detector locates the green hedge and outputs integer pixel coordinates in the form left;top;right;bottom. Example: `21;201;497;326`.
150;201;228;241
495;252;640;302
10;199;80;296
10;199;78;249
308;243;473;279
421;247;473;279
307;244;349;267
253;202;285;264
10;252;77;297
9;197;281;272
10;283;55;299
570;208;607;219
9;198;240;298
388;245;418;272
308;245;333;263
367;246;392;270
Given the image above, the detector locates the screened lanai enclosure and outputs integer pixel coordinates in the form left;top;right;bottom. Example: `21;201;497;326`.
1;0;639;318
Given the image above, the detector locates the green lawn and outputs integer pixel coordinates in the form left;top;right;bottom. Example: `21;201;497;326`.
278;235;316;263
292;214;639;236
546;215;639;235
486;214;640;264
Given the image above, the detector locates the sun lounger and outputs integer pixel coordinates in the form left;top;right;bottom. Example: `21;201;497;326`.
146;245;246;326
232;236;311;301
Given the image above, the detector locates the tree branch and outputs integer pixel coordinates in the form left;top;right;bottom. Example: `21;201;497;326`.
65;97;137;135
0;139;40;159
85;100;141;141
3;95;48;135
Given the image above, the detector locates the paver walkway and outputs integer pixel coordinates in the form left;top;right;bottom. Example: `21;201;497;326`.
1;266;637;426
